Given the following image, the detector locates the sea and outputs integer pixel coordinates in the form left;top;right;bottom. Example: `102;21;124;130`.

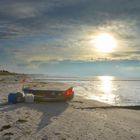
32;75;140;106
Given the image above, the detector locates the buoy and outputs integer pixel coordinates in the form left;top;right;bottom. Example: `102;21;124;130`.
25;94;34;103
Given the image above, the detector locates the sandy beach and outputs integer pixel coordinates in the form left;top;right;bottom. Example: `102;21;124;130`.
0;75;140;140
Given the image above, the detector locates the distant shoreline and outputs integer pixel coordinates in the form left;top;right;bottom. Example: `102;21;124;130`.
0;70;16;75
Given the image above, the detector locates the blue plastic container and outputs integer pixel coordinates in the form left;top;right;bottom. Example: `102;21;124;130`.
8;93;17;104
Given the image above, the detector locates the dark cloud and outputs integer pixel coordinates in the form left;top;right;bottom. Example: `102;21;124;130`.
0;0;140;39
110;51;140;60
126;51;140;55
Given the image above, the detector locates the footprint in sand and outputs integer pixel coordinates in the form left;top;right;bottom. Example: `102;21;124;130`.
16;119;28;123
0;124;11;132
2;132;14;140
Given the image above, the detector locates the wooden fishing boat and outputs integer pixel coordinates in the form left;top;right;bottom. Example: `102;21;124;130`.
22;82;74;101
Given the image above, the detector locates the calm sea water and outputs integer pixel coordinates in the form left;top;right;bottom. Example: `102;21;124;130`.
33;75;140;106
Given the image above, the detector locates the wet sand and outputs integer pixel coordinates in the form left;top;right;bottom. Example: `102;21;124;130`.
0;75;140;140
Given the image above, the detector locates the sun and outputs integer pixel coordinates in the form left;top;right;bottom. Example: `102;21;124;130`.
94;33;117;53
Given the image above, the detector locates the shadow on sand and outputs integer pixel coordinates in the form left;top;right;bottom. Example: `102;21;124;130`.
73;105;140;110
0;101;68;132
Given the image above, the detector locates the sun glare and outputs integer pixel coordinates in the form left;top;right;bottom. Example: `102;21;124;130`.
98;76;114;94
94;33;117;53
98;76;115;103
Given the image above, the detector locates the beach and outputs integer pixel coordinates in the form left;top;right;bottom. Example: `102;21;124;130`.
0;75;140;140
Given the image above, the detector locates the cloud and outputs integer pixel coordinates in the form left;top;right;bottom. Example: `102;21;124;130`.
0;3;38;19
0;0;140;39
0;0;83;38
0;0;140;73
3;38;139;64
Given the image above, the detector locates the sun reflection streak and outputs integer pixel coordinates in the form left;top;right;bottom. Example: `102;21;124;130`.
98;76;116;103
98;76;113;94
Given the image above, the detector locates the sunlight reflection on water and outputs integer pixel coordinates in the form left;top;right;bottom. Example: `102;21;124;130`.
97;76;117;104
73;76;140;106
76;76;120;105
98;76;114;94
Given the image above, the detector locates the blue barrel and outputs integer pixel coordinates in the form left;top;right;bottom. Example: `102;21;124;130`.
8;93;17;104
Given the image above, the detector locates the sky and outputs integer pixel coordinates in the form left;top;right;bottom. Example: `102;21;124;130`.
0;0;140;77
